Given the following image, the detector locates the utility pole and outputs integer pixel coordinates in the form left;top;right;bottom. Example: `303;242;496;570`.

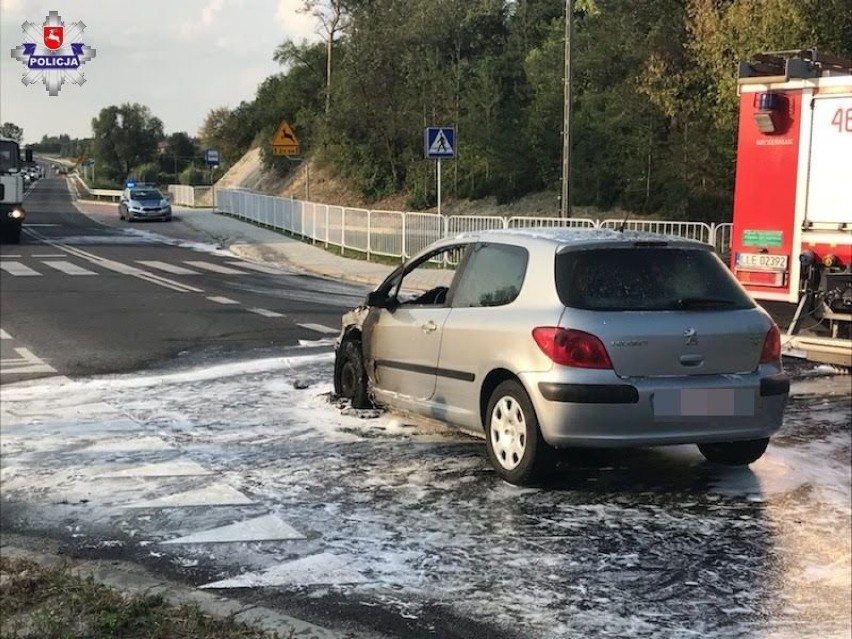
560;0;573;218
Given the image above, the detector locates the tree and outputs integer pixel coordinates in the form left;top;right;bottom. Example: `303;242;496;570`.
91;104;164;178
291;0;352;113
0;122;23;144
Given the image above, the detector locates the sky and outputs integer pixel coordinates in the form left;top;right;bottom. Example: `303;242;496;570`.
0;0;322;144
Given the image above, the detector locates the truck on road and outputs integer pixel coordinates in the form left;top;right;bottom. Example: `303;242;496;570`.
0;137;27;244
731;50;852;367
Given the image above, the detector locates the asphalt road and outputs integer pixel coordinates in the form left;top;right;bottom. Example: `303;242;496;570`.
0;176;366;384
2;176;850;639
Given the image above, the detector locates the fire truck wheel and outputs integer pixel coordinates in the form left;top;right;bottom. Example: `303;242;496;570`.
698;438;770;466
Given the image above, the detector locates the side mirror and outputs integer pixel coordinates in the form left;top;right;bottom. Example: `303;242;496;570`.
367;290;392;309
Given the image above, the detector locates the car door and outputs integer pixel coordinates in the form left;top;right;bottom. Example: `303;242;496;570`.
436;242;530;425
368;244;469;402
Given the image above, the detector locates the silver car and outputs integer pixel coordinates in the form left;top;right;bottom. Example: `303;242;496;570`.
333;229;790;485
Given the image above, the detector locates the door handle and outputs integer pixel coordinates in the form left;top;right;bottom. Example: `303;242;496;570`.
421;321;437;334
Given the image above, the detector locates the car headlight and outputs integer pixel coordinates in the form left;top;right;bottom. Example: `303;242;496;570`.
128;201;142;211
9;208;26;219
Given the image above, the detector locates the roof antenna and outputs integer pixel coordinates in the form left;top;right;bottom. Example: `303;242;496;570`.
618;208;631;233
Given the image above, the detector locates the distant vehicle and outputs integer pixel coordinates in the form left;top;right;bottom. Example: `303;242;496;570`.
0;136;27;244
118;184;172;222
334;228;790;485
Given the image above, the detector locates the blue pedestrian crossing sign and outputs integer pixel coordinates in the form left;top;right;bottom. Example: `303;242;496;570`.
424;127;456;159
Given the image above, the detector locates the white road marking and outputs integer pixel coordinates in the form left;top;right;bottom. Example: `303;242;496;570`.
136;261;200;275
200;552;367;589
42;260;97;276
31;254;66;258
0;347;56;375
0;329;11;339
298;323;339;335
207;296;239;304
225;261;283;274
0;255;22;259
163;514;305;544
183;260;246;275
97;458;212;478
22;231;204;294
124;484;254;509
248;308;284;318
0;261;40;276
23;223;60;227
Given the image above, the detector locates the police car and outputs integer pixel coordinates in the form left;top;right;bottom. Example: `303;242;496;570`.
118;180;172;222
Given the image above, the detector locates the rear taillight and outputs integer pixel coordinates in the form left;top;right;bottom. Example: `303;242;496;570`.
760;325;781;364
532;327;613;369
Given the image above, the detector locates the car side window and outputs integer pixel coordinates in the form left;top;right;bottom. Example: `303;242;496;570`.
389;245;468;307
451;243;528;308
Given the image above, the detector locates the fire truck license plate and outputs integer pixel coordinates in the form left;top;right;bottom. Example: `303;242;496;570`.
735;253;788;271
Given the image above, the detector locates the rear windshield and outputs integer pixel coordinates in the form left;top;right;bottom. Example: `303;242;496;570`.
556;246;755;311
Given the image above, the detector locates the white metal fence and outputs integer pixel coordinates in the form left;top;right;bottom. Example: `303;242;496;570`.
168;185;213;207
215;188;734;260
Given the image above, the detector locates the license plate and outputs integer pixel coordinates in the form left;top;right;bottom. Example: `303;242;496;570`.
654;388;755;417
736;252;788;271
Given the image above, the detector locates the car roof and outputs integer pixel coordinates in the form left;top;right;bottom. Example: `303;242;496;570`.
447;227;711;252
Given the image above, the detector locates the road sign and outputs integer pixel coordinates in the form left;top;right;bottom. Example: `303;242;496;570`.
272;120;300;156
424;127;456;159
205;149;220;166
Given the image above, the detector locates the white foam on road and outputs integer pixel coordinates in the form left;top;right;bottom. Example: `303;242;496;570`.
163;513;305;544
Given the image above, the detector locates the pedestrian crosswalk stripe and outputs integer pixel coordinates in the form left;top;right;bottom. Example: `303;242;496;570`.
226;261;283;274
0;329;11;339
137;260;200;275
249;308;284;318
298;323;339;335
42;260;97;275
0;262;40;276
183;260;245;275
207;296;239;305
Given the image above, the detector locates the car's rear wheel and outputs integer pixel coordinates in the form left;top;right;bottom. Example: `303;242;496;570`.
698;438;770;465
486;380;552;485
334;337;371;409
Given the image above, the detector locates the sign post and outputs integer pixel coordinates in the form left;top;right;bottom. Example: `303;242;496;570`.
424;127;456;216
205;149;219;185
271;121;300;156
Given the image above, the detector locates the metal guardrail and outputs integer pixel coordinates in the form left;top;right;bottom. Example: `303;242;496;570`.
216;188;736;260
69;172;122;202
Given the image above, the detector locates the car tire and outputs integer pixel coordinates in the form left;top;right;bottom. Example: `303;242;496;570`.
698;438;770;465
334;337;372;409
485;380;552;485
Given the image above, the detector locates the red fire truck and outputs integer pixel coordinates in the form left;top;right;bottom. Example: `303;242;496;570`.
731;50;851;367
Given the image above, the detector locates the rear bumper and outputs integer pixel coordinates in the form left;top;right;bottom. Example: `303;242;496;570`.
519;369;789;448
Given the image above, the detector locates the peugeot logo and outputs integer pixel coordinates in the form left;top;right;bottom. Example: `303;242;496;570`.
684;327;698;346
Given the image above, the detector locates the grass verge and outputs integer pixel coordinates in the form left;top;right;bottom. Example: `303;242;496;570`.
0;556;287;639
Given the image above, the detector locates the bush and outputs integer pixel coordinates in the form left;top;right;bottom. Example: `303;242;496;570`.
129;162;161;184
179;164;209;186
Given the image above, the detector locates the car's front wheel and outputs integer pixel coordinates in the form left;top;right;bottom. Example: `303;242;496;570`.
333;337;371;409
485;380;552;485
698;438;770;465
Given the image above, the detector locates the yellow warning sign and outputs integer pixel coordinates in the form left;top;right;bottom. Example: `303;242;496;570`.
271;120;300;156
